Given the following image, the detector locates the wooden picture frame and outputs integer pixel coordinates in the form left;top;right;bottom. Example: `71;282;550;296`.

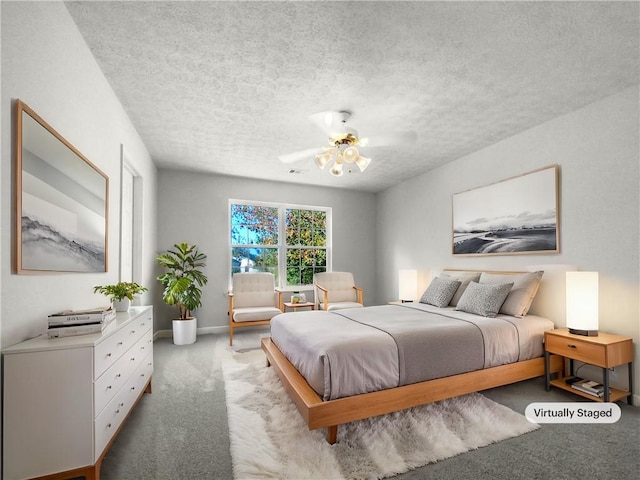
15;100;109;273
452;165;559;256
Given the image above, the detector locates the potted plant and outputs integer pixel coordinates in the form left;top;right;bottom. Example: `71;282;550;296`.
93;281;148;312
156;242;208;345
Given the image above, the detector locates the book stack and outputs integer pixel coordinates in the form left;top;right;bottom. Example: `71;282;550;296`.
570;379;608;398
47;306;116;338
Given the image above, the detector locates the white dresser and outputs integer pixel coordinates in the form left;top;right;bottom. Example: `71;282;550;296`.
3;306;153;480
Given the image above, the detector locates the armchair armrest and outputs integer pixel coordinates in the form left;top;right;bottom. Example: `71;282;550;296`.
275;288;284;311
315;283;330;310
227;291;234;317
353;286;364;305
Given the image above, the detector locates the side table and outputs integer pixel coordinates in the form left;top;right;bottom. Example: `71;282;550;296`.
283;301;315;312
544;328;634;404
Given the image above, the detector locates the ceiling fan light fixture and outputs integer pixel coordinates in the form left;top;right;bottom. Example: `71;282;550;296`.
315;152;332;169
342;146;359;163
355;155;371;172
330;160;344;177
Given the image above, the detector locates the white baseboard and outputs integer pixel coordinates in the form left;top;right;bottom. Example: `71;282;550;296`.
153;325;228;341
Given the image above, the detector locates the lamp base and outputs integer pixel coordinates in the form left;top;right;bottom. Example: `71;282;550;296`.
569;328;599;336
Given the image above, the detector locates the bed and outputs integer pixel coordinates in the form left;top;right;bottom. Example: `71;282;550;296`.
261;269;564;443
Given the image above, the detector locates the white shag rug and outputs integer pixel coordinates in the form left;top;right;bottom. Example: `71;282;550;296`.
222;349;538;480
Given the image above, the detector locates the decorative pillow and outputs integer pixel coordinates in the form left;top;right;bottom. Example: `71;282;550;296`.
440;271;482;306
419;277;461;308
479;271;543;317
456;281;514;317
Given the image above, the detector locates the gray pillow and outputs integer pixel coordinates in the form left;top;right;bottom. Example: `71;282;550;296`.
479;271;543;317
419;277;461;308
440;272;482;306
456;281;514;317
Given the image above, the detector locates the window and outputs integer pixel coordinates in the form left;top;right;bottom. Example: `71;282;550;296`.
230;201;330;287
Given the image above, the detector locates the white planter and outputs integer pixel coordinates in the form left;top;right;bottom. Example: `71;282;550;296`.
172;317;197;345
113;298;130;312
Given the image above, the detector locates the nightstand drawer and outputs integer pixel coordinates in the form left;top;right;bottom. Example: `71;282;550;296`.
545;335;606;366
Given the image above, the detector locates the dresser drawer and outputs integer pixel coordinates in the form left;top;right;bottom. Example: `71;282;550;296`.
94;330;152;415
94;313;152;378
545;334;606;366
94;350;153;458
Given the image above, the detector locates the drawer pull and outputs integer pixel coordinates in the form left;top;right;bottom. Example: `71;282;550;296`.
120;402;125;407
141;346;145;350
107;385;112;390
141;373;145;377
116;373;121;378
106;353;112;358
131;386;136;391
567;344;577;349
118;342;123;346
131;330;136;334
131;357;136;361
116;408;120;414
107;423;112;429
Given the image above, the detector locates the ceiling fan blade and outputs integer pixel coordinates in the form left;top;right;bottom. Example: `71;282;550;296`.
309;111;347;137
278;147;323;164
362;131;417;147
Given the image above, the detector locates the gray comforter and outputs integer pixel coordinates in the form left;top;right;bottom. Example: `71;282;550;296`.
270;303;554;400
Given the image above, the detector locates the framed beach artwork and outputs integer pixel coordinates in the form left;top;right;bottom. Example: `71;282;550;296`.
15;100;109;273
452;165;559;256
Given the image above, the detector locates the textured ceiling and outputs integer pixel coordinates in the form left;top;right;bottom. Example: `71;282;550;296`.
65;1;639;193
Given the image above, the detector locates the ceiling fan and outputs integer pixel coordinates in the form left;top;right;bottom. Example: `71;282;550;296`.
278;111;416;177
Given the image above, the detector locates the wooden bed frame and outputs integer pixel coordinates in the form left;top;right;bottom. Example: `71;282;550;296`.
261;268;566;444
262;337;563;444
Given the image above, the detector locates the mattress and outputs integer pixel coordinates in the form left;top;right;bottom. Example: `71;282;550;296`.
270;302;554;400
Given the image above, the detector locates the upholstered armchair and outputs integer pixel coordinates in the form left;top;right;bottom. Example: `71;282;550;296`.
228;272;283;346
313;271;364;311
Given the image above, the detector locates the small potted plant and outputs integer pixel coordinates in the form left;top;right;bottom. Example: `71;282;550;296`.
156;243;208;345
93;281;148;312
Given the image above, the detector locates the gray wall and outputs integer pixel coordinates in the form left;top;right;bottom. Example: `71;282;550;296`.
376;87;640;395
1;2;158;346
155;171;377;332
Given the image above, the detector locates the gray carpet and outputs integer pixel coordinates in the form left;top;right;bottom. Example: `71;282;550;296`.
100;328;640;479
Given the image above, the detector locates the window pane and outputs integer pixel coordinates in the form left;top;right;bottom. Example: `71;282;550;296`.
286;248;300;266
231;204;278;245
301;267;315;285
231;247;278;282
315;249;327;267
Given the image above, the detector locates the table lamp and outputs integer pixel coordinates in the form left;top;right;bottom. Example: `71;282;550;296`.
566;271;598;336
399;269;418;303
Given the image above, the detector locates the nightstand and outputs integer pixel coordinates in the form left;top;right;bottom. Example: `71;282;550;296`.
544;328;634;404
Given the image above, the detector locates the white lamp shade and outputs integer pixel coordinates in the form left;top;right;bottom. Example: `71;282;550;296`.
330;159;343;176
399;269;418;302
315;152;332;169
355;155;371;172
566;271;599;335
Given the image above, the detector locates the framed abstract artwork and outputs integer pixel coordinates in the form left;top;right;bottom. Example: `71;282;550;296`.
452;165;559;256
15;100;109;273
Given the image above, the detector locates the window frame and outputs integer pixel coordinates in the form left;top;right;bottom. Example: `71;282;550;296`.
229;199;332;290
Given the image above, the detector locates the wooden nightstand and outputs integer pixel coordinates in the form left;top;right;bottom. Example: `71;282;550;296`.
544;328;634;404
